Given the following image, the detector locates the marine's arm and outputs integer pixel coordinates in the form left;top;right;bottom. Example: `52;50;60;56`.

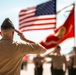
45;49;56;58
63;55;68;73
15;29;46;54
15;29;35;43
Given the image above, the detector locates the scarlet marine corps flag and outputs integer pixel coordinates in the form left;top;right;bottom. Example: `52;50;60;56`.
40;8;74;49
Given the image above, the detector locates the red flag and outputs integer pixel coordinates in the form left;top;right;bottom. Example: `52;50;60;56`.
19;0;56;32
40;8;74;49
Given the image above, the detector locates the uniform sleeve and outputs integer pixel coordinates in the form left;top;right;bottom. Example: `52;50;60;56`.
46;53;54;58
19;42;46;55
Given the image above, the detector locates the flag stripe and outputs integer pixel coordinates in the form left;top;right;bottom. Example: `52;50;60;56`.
20;28;54;32
19;6;36;15
19;23;56;30
20;24;55;29
19;7;36;20
20;27;55;32
19;13;35;21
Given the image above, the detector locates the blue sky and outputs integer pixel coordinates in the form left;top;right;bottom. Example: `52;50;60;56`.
0;0;75;54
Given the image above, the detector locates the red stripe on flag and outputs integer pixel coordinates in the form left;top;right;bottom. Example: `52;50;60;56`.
20;27;55;32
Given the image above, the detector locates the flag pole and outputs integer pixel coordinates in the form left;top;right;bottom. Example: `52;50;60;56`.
57;3;74;14
74;3;76;46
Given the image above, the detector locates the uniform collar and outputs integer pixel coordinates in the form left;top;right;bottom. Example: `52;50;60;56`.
1;37;13;40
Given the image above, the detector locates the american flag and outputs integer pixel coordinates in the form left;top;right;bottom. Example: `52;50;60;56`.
19;0;56;32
